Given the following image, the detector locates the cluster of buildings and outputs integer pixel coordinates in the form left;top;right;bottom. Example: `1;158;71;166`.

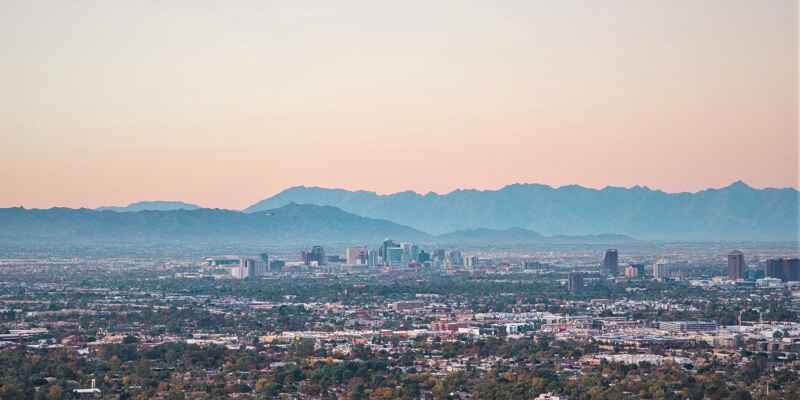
205;254;284;279
726;251;800;285
304;239;468;269
598;249;799;284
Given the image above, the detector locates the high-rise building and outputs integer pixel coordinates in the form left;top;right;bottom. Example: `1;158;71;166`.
368;249;379;267
385;246;404;266
727;250;745;281
765;258;800;282
568;272;584;293
418;250;431;263
765;258;784;280
380;239;397;263
602;249;619;276
631;263;645;275
258;253;270;275
232;257;260;279
302;246;326;266
447;250;464;267
783;258;800;282
400;243;414;263
346;245;369;265
653;260;689;280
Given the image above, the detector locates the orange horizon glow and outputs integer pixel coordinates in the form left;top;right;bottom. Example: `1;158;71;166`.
2;1;797;210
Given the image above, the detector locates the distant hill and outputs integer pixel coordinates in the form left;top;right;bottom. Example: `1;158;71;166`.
436;227;635;245
97;201;201;212
0;203;428;245
245;181;799;241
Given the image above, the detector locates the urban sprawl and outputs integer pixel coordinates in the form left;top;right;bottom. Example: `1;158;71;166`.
1;240;799;400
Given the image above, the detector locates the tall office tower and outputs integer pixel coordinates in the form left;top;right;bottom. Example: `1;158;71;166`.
311;246;325;265
400;242;414;263
385;246;404;266
765;258;784;281
258;252;270;275
785;258;800;282
727;250;745;281
380;238;397;265
346;245;369;265
418;250;431;263
652;261;667;280
233;257;258;279
302;246;326;266
447;250;464;267
568;272;584;293
368;249;380;267
602;249;619;275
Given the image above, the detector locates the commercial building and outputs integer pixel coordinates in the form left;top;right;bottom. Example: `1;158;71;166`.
653;260;689;280
624;264;645;278
568;272;584;293
346;246;369;265
368;250;379;267
765;258;800;281
659;321;718;333
302;246;326;266
231;257;268;279
385;246;404;266
447;250;464;267
727;250;745;281
602;249;619;276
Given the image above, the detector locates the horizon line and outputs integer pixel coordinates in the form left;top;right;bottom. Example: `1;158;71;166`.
5;179;799;211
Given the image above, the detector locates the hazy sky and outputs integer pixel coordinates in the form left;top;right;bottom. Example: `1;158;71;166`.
2;0;797;209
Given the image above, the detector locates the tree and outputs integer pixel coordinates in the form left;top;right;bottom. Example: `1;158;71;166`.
47;385;62;400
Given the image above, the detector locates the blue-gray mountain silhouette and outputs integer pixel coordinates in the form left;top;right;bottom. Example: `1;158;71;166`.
97;201;201;212
245;181;799;240
0;204;640;246
0;203;427;244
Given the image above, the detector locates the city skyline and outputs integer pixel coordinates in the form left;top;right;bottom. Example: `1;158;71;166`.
2;0;798;209
2;2;799;397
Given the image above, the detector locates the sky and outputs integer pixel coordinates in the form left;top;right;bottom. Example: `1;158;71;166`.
1;0;797;210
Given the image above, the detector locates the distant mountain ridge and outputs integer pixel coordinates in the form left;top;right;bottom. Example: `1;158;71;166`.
97;201;201;212
245;181;799;240
0;204;638;246
0;203;427;245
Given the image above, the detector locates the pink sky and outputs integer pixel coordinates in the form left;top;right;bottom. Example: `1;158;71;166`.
1;1;797;209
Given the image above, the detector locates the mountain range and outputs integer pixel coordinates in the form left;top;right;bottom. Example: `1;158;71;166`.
97;201;201;212
0;203;426;245
245;181;799;240
17;181;796;243
0;203;638;246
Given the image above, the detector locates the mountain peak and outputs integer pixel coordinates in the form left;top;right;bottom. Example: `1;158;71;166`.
724;180;752;190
